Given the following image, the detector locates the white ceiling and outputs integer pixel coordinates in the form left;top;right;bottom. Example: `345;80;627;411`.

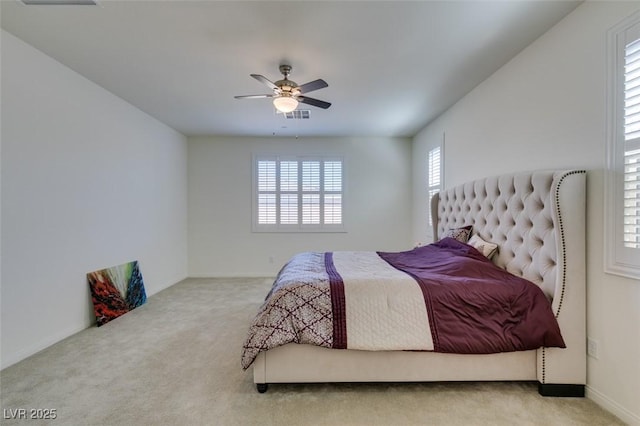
1;0;581;138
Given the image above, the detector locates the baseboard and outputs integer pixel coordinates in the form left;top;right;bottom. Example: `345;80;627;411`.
186;274;275;279
154;274;190;293
587;385;640;426
1;323;88;371
537;383;585;397
2;275;188;371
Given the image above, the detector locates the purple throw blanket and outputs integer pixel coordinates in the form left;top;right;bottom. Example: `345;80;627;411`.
241;238;564;369
377;238;565;353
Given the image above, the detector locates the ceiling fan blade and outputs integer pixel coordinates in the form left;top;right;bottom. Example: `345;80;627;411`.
250;74;278;90
298;95;331;109
297;79;328;94
234;94;275;99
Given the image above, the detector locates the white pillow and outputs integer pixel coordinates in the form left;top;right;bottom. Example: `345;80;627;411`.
441;225;472;243
468;234;498;259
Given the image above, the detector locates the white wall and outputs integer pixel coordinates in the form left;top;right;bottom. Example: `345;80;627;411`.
0;31;189;369
188;135;412;277
412;2;640;424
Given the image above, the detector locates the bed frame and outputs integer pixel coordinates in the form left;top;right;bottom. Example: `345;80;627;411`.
252;169;586;396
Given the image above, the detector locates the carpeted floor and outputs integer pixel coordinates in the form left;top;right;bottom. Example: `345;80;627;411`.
0;278;624;425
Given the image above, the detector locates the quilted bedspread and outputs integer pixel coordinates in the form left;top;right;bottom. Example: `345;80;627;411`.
241;238;565;370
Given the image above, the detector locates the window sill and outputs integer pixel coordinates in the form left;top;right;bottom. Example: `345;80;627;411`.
604;263;640;281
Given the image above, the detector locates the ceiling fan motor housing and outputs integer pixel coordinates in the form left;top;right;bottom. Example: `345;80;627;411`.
279;64;293;77
275;65;298;94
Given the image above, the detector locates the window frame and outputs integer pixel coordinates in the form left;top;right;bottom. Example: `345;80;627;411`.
605;10;640;280
252;154;346;233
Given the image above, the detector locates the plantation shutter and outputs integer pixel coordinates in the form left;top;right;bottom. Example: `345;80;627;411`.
428;146;441;227
606;15;640;278
254;156;344;231
257;160;276;225
302;161;320;224
324;161;343;225
624;37;640;248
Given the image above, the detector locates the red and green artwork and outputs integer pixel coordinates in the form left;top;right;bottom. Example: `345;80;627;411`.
87;261;147;326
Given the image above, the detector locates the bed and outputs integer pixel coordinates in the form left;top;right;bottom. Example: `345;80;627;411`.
242;169;586;397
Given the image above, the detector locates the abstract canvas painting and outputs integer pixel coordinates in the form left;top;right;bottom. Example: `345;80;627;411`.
87;260;147;326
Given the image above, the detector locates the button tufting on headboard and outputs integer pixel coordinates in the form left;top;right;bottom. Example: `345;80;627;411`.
433;170;582;300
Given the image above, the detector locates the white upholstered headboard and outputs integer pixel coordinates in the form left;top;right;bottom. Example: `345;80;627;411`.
430;170;586;304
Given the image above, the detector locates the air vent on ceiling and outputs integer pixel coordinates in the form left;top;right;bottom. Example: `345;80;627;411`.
284;110;311;120
21;0;97;5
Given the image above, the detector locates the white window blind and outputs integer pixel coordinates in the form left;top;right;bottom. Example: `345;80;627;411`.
324;161;343;225
301;160;320;225
428;146;441;228
624;38;640;249
605;12;640;279
254;156;344;232
257;161;276;224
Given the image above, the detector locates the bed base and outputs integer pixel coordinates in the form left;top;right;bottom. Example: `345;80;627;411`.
253;344;583;397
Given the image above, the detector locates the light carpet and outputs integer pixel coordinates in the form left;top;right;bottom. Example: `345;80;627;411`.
0;278;623;425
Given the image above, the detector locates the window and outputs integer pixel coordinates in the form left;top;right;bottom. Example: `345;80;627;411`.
253;155;344;232
623;38;640;249
427;144;442;229
605;11;640;279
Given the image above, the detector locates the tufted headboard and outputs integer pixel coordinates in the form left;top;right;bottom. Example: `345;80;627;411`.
430;170;586;304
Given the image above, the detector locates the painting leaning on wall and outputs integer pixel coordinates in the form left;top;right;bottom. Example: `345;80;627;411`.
87;261;147;326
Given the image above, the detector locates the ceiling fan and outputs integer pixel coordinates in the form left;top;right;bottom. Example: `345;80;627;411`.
234;64;331;113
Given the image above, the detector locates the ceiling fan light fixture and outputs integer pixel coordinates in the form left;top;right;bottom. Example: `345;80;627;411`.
273;96;298;113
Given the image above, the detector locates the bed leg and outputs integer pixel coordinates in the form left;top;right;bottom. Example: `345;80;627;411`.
538;383;585;397
256;383;268;393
